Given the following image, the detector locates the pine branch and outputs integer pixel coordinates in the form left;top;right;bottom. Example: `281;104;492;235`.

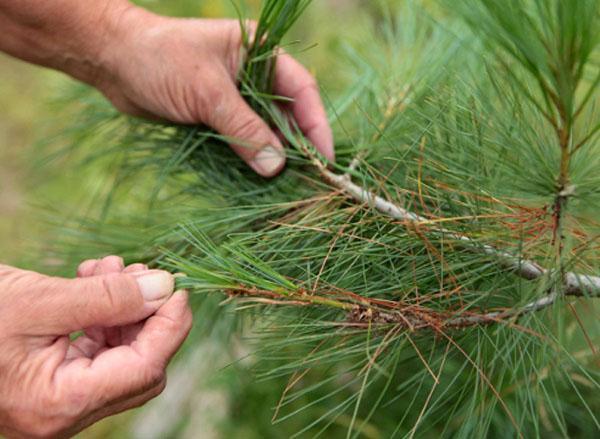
219;283;572;331
309;155;600;298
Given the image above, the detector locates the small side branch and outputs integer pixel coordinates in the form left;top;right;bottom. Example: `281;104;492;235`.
445;291;559;327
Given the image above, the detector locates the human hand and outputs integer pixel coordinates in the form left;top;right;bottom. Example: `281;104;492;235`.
0;1;333;177
92;8;334;177
0;256;192;438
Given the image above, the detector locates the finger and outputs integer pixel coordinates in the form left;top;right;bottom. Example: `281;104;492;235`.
274;54;334;161
54;291;191;410
76;258;145;354
69;314;144;359
66;320;144;360
131;290;193;367
71;378;167;436
54;346;167;417
123;263;148;273
13;268;175;334
102;377;166;414
94;255;125;275
77;259;99;278
206;75;286;177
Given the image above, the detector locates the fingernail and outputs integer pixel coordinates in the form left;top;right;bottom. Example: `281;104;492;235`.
132;270;174;302
251;146;285;176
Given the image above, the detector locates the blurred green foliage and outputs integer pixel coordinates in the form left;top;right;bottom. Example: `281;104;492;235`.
0;56;63;267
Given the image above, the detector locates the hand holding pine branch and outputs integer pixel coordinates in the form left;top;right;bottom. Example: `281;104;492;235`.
0;0;333;177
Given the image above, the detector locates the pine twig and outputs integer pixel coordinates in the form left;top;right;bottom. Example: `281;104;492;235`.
446;290;560;327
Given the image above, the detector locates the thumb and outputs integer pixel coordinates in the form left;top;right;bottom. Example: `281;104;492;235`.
3;267;174;335
207;81;286;177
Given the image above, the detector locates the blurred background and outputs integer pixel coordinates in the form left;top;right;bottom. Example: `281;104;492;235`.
0;0;370;437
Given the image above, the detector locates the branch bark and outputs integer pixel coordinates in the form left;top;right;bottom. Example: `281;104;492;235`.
445;291;560;327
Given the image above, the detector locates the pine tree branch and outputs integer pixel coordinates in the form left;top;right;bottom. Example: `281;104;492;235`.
312;161;600;298
225;284;572;330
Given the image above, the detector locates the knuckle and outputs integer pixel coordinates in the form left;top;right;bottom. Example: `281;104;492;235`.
125;263;147;273
98;255;125;274
159;314;182;334
99;275;120;309
98;272;139;311
195;76;228;122
297;78;319;96
102;255;124;265
144;365;166;389
76;259;98;277
229;116;266;143
70;274;131;327
182;308;194;333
